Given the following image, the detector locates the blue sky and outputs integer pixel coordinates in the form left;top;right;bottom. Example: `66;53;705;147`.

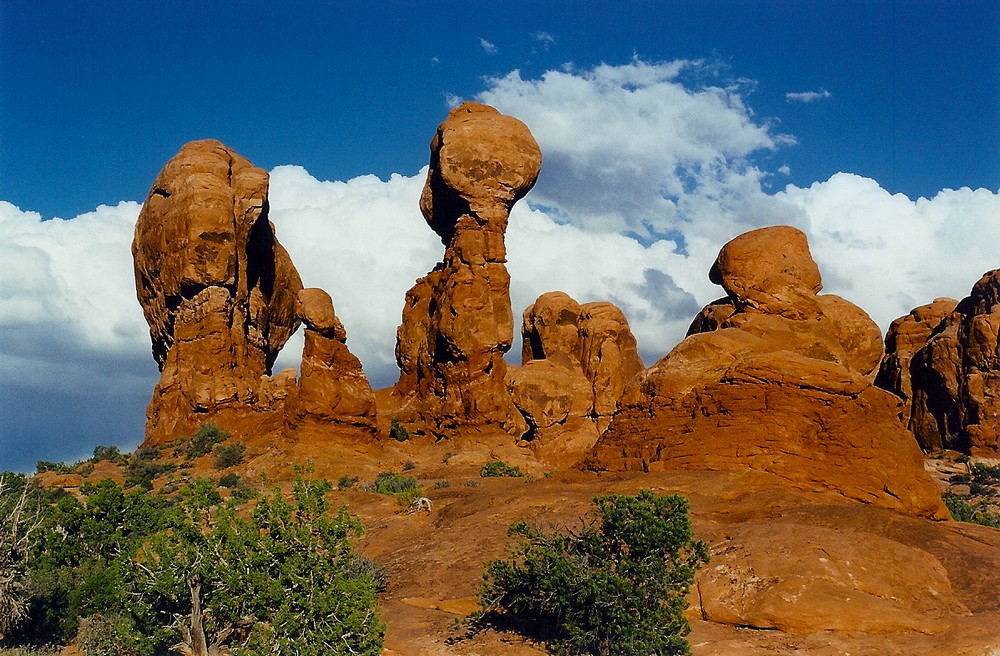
1;1;998;471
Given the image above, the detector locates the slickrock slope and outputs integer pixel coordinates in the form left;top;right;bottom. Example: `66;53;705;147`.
907;271;1000;456
875;298;958;427
507;292;642;461
587;226;947;519
133;140;303;444
391;102;541;436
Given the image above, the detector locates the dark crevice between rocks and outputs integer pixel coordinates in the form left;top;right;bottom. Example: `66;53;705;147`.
152;187;171;198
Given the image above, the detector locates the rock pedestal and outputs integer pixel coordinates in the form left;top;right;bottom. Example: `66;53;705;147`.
392;102;541;435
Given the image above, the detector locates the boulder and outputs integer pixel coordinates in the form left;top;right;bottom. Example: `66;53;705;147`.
392;102;541;435
133;140;302;444
587;226;947;519
908;272;1000;455
510;292;643;446
875;298;958;425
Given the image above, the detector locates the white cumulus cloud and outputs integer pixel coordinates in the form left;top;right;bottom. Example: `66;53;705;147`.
2;59;999;470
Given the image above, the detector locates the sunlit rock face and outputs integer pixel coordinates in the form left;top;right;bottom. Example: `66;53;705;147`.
133;140;303;444
587;225;947;519
392;102;541;436
506;291;643;464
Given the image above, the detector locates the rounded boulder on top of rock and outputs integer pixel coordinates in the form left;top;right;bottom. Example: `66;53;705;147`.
586;225;948;519
391;102;541;437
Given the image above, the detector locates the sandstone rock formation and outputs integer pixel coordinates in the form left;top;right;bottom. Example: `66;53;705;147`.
133;140;303;444
508;292;643;449
587;225;947;519
392;102;541;435
905;271;1000;456
287;288;377;432
875;298;958;426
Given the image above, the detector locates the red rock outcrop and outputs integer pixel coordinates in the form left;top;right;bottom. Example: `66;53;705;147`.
907;271;1000;456
508;292;643;453
587;225;947;519
392;102;541;435
133;140;303;444
287;288;377;432
875;298;958;426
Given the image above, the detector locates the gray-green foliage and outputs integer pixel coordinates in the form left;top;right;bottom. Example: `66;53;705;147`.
127;475;384;656
478;490;709;656
0;474;42;638
479;460;523;478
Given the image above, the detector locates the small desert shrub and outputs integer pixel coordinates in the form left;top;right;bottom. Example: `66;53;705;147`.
91;445;124;464
477;490;709;656
371;472;421;496
389;418;410;442
943;493;1000;528
480;460;523;478
124;450;168;489
186;423;228;459
34;460;74;474
434;480;451;489
77;612;143;656
348;555;390;594
213;441;245;469
464;480;480;488
218;472;241;488
403;460;416;471
338;475;360;490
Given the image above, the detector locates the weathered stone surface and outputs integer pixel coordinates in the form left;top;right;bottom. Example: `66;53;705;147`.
908;272;1000;455
510;292;643;445
587;226;947;519
392;102;541;435
133;140;302;444
287;288;376;431
876;298;958;425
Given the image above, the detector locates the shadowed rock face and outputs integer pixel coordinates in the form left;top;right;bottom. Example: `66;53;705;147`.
875;298;959;428
906;271;1000;456
587;225;947;519
133;140;303;444
393;102;541;435
508;291;643;449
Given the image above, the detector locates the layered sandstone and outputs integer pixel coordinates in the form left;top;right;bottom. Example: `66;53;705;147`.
907;271;1000;456
392;102;541;435
508;292;643;450
133;140;303;444
875;298;958;426
587;226;947;519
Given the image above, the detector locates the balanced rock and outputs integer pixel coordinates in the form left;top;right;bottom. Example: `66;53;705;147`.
509;292;643;449
392;102;541;435
587;226;947;519
133;140;302;444
875;298;958;426
287;288;377;432
907;272;1000;455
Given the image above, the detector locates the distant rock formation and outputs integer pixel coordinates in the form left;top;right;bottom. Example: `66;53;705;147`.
586;225;947;519
286;288;377;432
875;298;958;427
133;140;373;444
508;292;643;451
903;271;1000;456
392;102;541;435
